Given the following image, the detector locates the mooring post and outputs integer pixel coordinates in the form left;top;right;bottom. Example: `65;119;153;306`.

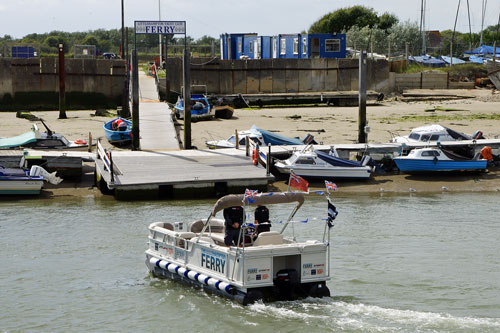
183;47;192;149
58;43;67;119
235;129;239;149
131;49;140;150
266;144;271;176
245;136;250;156
358;50;367;144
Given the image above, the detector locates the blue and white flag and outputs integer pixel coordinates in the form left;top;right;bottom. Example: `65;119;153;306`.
327;198;338;228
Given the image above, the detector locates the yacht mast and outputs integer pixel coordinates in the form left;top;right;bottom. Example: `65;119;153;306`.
480;0;487;45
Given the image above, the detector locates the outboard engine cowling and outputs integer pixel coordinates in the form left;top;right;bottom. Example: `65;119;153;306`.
273;269;299;300
472;130;485;140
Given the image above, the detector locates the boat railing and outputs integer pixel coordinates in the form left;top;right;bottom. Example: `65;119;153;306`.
96;139;114;183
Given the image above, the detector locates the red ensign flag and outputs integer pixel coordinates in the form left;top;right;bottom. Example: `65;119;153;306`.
289;172;309;192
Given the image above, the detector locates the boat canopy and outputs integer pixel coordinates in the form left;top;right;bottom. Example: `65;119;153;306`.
316;151;363;167
0;131;37;148
211;192;305;216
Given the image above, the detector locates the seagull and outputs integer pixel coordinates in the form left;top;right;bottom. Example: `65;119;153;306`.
380;188;385;192
409;187;417;192
441;186;449;191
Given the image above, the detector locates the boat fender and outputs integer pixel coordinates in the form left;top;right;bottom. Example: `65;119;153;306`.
177;267;188;277
187;270;199;281
197;274;209;285
74;139;87;145
252;149;258;165
167;264;179;274
207;278;219;288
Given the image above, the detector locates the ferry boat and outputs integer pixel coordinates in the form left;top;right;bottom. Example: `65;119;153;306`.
145;192;332;305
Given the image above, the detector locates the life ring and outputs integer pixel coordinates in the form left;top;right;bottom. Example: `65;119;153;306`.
252;149;258;165
74;139;87;145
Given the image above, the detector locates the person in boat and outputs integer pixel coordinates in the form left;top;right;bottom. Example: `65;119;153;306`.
112;119;124;131
254;205;271;234
223;206;244;246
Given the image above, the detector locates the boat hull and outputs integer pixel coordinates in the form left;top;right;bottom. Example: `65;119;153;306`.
394;158;487;172
0;179;43;195
274;164;372;179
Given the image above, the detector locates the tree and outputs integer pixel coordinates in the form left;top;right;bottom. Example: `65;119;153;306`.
309;6;380;34
378;12;399;31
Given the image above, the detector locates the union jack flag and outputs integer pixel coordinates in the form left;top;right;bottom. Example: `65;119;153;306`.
244;189;259;198
325;180;337;191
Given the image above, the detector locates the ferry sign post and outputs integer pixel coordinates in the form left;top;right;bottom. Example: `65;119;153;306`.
132;20;192;150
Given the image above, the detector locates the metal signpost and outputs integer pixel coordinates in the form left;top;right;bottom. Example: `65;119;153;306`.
133;20;191;150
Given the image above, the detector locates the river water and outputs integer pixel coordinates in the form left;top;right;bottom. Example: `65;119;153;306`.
1;193;499;332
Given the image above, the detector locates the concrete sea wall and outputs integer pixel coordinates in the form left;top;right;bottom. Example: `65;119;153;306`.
0;58;126;110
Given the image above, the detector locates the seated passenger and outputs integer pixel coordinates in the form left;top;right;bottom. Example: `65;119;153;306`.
223;206;244;246
254;205;271;234
112;119;123;131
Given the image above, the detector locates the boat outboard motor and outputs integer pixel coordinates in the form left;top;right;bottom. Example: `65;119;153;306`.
273;269;299;300
255;205;271;233
472;130;485;140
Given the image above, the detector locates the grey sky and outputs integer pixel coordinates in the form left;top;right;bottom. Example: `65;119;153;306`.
1;0;499;39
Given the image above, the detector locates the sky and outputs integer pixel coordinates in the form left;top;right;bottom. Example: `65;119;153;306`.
1;0;500;40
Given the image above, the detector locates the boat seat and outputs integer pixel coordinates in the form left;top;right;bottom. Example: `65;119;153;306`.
253;231;284;246
175;232;196;248
189;219;225;233
155;222;174;231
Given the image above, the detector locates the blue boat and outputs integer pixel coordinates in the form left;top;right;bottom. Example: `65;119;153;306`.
103;117;132;144
174;95;214;121
256;127;315;146
394;147;487;172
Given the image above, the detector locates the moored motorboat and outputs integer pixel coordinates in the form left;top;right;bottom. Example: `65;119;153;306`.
272;146;374;180
103;117;132;144
145;191;332;305
390;124;484;144
0;120;92;150
0;164;62;195
174;94;215;121
394;147;487;172
205;126;265;149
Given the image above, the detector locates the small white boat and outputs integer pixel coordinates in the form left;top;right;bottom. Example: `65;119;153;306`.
273;146;373;180
205;126;264;149
0;165;62;195
394;147;487;172
391;124;484;144
145;192;332;305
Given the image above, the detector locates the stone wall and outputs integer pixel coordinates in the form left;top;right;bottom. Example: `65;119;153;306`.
0;58;126;110
162;57;391;96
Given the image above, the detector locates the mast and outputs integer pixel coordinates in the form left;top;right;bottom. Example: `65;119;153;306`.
451;0;461;66
480;0;487;45
467;0;472;50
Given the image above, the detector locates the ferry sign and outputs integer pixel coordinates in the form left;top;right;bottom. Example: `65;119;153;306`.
135;21;186;35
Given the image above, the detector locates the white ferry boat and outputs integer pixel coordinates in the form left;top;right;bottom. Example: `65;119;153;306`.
145;192;332;305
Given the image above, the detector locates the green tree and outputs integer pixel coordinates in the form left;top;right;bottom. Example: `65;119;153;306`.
309;6;380;34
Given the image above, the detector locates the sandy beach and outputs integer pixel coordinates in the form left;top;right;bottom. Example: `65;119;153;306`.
3;88;500;197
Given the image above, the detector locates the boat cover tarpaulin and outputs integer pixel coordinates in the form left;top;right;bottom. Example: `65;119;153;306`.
256;128;304;145
316;151;362;167
0;131;37;148
464;45;500;55
212;192;305;215
440;56;466;65
409;56;446;67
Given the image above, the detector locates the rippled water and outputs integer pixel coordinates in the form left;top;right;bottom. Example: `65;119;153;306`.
1;193;499;332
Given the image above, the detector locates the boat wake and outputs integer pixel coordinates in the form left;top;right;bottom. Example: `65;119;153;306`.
247;297;500;332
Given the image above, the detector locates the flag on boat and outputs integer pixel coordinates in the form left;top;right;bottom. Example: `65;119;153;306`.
244;189;258;198
289;172;309;192
327;198;338;228
244;188;258;203
325;180;337;192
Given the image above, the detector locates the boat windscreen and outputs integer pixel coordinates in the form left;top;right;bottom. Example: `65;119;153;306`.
212;192;305;215
444;127;470;140
316;151;362;167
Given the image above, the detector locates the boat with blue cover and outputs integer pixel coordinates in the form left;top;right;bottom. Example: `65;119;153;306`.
145;191;331;305
0;164;62;195
256;127;315;146
174;94;215;121
394;147;487;172
103;117;132;144
272;146;374;179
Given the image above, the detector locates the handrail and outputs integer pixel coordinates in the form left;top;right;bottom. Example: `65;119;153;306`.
96;139;114;183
